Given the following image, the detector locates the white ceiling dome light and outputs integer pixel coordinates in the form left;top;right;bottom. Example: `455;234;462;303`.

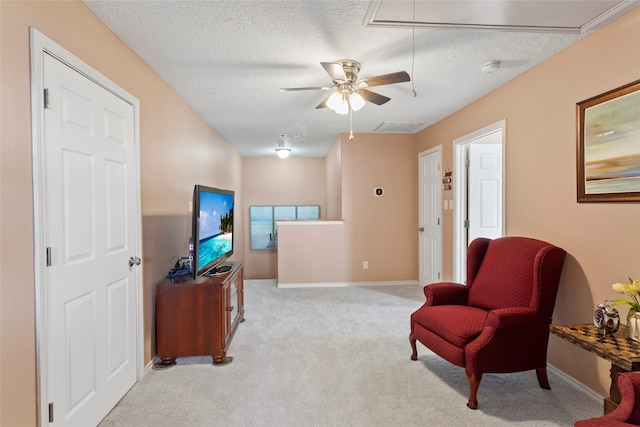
275;145;291;159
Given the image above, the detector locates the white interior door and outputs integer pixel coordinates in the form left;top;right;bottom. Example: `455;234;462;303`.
453;120;505;283
418;148;442;285
43;52;138;426
468;144;503;243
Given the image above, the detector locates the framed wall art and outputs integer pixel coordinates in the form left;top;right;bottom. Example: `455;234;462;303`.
576;79;640;202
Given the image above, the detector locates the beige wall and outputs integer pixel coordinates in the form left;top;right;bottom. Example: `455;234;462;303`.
242;157;326;279
0;1;242;424
342;133;418;281
278;133;419;284
325;136;343;219
416;8;640;396
277;221;350;283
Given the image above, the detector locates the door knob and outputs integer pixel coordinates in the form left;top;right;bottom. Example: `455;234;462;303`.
128;256;141;267
418;227;425;232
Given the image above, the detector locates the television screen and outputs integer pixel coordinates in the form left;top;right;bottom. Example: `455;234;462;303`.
192;185;234;278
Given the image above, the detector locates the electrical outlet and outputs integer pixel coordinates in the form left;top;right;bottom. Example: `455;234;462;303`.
363;261;368;269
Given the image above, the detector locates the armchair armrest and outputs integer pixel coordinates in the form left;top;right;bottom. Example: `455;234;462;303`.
424;283;469;306
611;372;640;424
575;372;640;426
486;307;541;329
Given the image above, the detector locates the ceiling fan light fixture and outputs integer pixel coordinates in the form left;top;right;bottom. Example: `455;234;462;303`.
349;91;365;111
334;100;349;115
275;146;292;159
327;91;343;110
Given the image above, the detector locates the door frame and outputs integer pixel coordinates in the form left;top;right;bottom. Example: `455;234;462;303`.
418;146;442;285
30;28;144;426
452;120;506;283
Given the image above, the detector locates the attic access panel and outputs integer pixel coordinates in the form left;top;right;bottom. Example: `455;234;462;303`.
364;0;639;33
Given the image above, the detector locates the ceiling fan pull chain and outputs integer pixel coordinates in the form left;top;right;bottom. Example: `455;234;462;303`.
349;106;354;141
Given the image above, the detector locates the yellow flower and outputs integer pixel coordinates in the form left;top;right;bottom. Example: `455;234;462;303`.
613;283;626;293
613;277;640;320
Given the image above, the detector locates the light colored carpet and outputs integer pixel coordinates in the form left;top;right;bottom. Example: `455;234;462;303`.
99;280;600;426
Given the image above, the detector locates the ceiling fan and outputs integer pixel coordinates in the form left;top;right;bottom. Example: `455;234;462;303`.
279;59;410;114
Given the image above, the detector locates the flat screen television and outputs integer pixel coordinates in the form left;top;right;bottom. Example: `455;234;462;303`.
191;185;235;278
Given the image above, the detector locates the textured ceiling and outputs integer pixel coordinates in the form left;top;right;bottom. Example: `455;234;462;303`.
82;0;637;157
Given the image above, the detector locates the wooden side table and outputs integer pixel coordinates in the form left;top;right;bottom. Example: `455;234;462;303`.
156;261;245;367
550;324;640;413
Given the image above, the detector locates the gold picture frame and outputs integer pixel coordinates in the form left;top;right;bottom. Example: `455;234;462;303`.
577;79;640;203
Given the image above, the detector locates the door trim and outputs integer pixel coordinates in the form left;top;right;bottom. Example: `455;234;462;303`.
452;120;506;283
30;28;143;426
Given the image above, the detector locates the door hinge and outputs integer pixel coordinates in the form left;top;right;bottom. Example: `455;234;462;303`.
437;218;440;225
49;402;54;422
464;220;470;229
46;247;52;267
465;158;470;167
438;272;441;280
44;88;50;109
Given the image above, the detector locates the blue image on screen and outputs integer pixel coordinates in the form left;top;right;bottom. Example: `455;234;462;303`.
198;191;234;269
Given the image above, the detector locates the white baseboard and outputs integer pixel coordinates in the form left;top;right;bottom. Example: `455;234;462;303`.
276;280;420;288
143;358;156;376
548;363;603;404
244;279;278;285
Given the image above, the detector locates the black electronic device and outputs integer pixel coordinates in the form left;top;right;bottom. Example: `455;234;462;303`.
216;264;232;273
191;185;235;279
205;263;232;275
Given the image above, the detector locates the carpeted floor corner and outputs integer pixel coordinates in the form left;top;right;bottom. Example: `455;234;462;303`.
99;280;600;426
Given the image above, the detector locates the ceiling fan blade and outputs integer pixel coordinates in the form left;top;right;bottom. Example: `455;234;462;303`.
315;93;332;109
359;71;410;88
360;89;391;106
321;62;347;82
279;85;334;91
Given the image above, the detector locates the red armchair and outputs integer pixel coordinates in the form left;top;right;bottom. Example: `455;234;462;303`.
410;236;566;410
575;372;640;426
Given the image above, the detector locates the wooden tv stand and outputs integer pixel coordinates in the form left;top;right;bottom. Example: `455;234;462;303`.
155;261;244;367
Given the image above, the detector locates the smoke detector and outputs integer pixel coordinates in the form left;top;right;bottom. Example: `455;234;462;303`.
481;60;501;74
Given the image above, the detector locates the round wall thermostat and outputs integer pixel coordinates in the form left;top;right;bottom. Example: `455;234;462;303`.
374;187;384;197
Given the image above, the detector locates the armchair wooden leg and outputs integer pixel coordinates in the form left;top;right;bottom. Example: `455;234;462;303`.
536;367;551;390
465;370;482;410
409;333;418;361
